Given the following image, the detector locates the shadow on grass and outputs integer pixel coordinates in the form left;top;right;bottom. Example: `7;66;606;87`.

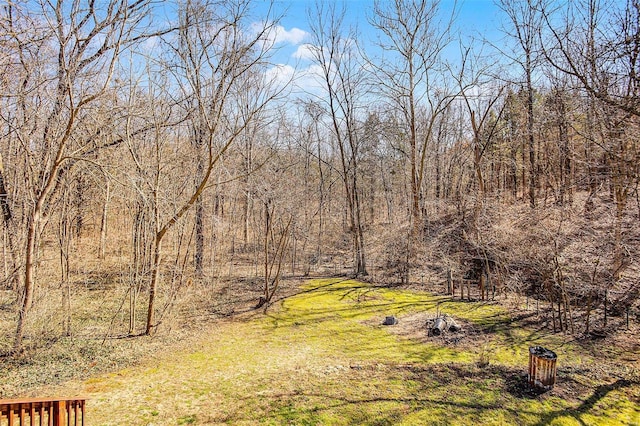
219;363;610;425
216;364;568;425
217;371;511;425
531;379;637;426
247;279;638;424
264;279;443;328
273;279;480;316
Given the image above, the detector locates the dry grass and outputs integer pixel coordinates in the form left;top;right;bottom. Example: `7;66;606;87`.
8;278;638;425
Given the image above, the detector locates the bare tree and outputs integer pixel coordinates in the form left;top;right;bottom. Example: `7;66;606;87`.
139;0;284;334
541;0;640;279
0;151;18;291
257;170;294;310
498;0;545;209
369;0;457;230
541;0;640;118
367;0;458;283
540;80;573;205
2;0;157;352
307;1;368;276
455;46;506;220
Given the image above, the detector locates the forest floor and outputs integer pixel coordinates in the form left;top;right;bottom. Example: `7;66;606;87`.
11;277;640;425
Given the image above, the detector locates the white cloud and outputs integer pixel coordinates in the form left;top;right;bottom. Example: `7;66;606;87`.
273;26;307;45
291;38;357;63
252;22;308;49
291;63;327;96
265;64;296;88
260;62;334;103
292;44;317;61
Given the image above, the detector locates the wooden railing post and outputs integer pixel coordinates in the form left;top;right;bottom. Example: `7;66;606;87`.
19;405;25;425
54;400;64;425
6;405;15;426
0;398;85;426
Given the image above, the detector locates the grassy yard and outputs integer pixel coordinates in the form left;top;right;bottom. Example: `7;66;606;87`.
47;278;639;425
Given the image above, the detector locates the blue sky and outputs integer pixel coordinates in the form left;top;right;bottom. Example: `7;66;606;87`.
274;0;501;33
254;0;502;68
141;0;510;99
255;0;507;94
268;0;504;60
147;0;507;68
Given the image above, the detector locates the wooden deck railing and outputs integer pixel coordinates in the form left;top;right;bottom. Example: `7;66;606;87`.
0;398;85;426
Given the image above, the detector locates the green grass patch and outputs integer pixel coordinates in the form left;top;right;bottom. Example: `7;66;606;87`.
61;278;638;425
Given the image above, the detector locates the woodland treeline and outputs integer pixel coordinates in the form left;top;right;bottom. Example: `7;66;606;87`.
1;0;639;354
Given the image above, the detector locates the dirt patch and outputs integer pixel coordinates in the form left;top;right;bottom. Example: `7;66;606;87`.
367;311;489;352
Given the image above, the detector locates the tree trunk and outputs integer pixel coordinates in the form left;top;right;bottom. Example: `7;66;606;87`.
263;199;271;304
145;234;163;335
0;155;19;291
130;200;149;335
526;52;536;209
194;196;204;277
471;111;485;224
14;208;40;351
352;175;367;276
0;155;12;223
99;181;110;259
194;152;205;277
74;175;85;237
557;94;572;205
59;190;72;337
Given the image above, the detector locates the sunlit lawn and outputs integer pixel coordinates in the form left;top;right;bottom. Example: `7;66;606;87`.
53;278;639;425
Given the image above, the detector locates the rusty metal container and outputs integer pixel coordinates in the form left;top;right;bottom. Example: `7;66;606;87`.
528;346;557;391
